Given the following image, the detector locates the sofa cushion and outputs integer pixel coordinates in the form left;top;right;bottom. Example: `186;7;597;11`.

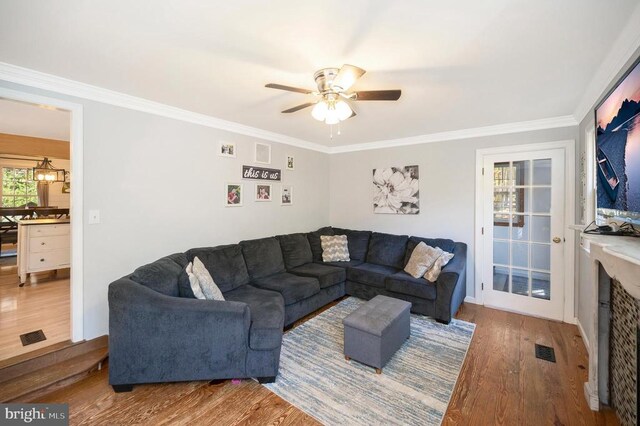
318;259;364;269
404;237;456;266
334;228;372;261
186;245;250;293
131;255;184;297
307;226;334;262
289;263;346;289
366;232;409;269
277;233;313;269
240;237;286;279
404;242;442;278
347;263;399;288
251;272;320;305
321;235;350;262
385;271;437;300
223;285;284;350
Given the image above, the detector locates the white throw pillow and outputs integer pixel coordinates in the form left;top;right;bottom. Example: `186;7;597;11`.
192;257;225;301
185;262;205;299
424;251;455;282
321;235;350;262
404;242;443;278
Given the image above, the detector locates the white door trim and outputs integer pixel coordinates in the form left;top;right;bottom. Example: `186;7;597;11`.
0;86;84;341
474;139;576;323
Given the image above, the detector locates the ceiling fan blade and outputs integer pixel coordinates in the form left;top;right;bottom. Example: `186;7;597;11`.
354;90;401;101
281;102;316;113
348;110;357;119
265;83;314;94
332;64;366;91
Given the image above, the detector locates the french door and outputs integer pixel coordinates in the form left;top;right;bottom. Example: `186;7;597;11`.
482;149;565;321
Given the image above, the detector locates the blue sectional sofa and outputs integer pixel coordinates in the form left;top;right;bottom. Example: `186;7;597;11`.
108;227;467;392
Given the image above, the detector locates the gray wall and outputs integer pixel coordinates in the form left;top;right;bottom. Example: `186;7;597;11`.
575;44;640;339
329;126;577;299
0;80;331;339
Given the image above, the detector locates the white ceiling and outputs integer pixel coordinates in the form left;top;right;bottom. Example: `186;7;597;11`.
0;1;638;147
0;98;70;140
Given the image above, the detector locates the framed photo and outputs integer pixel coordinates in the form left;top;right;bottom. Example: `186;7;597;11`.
255;184;272;201
225;183;243;207
255;142;271;164
218;141;236;158
281;185;293;205
286;155;295;171
62;171;71;193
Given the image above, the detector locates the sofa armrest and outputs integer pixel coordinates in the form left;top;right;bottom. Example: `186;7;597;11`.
435;243;467;323
108;278;251;385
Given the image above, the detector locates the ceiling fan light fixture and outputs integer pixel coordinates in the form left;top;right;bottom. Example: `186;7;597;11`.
335;100;352;121
325;106;340;125
311;101;328;121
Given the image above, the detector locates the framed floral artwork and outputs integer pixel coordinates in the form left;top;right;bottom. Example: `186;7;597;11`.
372;165;419;214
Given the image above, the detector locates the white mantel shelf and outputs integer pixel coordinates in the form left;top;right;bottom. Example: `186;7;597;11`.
579;232;640;411
581;233;640;298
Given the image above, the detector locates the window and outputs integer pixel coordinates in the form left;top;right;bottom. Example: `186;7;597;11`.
2;167;38;207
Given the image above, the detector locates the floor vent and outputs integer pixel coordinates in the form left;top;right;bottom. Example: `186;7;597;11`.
534;344;556;363
20;330;46;346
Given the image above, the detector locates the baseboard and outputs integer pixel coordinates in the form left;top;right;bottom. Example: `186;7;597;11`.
576;318;590;357
464;296;478;304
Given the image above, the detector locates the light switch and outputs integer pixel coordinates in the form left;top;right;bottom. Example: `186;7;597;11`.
88;210;100;224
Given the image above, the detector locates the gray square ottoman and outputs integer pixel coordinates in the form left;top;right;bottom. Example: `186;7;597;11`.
343;295;411;374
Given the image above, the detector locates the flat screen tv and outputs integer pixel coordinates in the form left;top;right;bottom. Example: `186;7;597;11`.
595;56;640;224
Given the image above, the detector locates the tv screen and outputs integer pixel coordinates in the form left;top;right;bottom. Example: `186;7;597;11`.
595;57;640;223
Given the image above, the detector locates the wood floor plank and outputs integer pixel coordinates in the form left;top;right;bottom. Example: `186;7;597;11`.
26;302;620;425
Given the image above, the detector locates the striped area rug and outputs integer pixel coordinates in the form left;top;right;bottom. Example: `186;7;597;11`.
263;297;475;425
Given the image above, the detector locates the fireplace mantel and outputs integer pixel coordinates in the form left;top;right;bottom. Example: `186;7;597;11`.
581;232;640;410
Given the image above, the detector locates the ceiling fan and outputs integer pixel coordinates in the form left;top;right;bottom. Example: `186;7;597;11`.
265;64;401;125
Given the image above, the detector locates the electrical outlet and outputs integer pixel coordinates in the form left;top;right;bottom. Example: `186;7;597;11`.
88;210;100;224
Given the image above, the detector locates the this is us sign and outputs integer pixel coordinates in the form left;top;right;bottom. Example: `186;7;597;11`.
242;165;281;181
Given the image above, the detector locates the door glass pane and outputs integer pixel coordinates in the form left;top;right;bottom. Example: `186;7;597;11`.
493;241;509;265
531;215;551;242
531;244;550;271
532;188;551;213
513;160;530;186
533;159;551;185
494;162;511;186
493;266;509;292
494;214;509;239
511;215;529;240
512;269;529;296
494;188;511;213
511;242;529;268
532;272;550;300
513;188;530;213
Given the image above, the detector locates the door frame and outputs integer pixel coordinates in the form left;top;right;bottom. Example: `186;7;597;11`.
0;86;84;342
474;140;576;323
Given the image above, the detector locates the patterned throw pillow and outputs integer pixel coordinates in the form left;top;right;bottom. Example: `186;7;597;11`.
185;261;206;299
424;251;455;282
321;235;350;262
404;242;442;278
192;257;225;301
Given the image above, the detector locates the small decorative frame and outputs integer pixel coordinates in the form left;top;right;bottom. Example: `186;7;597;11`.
281;185;293;205
255;183;272;201
286;155;295;171
225;183;243;207
218;141;236;158
255;142;271;164
62;171;71;193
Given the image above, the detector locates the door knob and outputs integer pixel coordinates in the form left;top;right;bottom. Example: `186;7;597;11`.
553;237;562;243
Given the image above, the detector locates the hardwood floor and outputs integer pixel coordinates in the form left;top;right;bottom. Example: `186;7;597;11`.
0;254;70;361
31;302;619;425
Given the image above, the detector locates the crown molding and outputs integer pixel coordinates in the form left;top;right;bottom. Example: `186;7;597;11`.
0;62;579;156
0;62;330;153
573;4;640;123
328;115;578;154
